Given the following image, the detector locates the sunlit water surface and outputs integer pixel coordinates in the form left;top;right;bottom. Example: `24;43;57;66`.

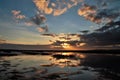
0;52;120;80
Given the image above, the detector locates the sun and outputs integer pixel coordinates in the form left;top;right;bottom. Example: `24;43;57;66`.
61;43;70;49
61;43;78;50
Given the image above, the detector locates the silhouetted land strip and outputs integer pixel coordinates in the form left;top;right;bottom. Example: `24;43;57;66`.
0;49;120;54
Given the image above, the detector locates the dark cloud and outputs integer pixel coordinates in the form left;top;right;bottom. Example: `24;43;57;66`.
49;33;85;48
29;13;49;33
51;40;86;48
41;33;80;39
41;33;57;37
59;37;71;40
80;20;120;47
95;21;120;32
77;0;120;48
31;14;46;25
68;33;80;36
40;33;83;48
79;30;90;34
52;40;77;46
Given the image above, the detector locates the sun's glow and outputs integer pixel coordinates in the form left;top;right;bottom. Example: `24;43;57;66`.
61;52;73;55
61;43;70;49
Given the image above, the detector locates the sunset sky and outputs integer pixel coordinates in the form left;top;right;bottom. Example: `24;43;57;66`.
0;0;120;50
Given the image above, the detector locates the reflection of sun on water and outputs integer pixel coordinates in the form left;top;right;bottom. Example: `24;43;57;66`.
52;52;86;67
61;52;73;56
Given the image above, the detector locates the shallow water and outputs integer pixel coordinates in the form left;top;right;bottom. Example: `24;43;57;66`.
0;52;120;80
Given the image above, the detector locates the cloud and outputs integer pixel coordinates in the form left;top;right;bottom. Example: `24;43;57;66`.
12;10;21;15
78;4;100;23
78;3;120;24
41;33;57;37
33;0;53;14
51;40;85;48
33;0;83;16
44;7;53;14
12;10;26;20
77;42;86;47
53;7;67;16
40;33;83;48
79;30;90;34
12;10;48;33
37;25;48;32
40;32;82;48
95;20;120;32
29;13;49;33
78;4;97;16
31;14;46;25
51;2;56;7
24;21;34;26
0;38;6;43
80;20;120;47
67;0;83;8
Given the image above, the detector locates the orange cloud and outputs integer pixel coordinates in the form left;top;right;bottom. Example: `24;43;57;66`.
53;8;67;16
33;0;53;14
12;10;25;19
16;15;25;19
78;4;104;24
37;25;48;32
45;8;53;14
33;0;83;16
78;4;96;17
12;10;21;15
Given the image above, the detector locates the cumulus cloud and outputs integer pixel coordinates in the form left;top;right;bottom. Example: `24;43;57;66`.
33;0;53;14
33;0;83;16
12;10;26;20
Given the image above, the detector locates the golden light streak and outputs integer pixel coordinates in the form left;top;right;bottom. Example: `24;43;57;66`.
61;43;70;49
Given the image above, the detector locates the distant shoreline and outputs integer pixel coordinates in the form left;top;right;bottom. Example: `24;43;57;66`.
0;49;120;54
